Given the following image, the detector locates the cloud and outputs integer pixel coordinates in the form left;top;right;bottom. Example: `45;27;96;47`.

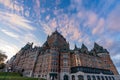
92;18;105;35
112;54;120;73
70;0;82;11
57;14;82;41
0;11;36;32
96;37;120;73
0;11;41;60
0;11;39;47
0;39;19;60
48;18;57;29
45;15;50;21
1;29;19;38
84;11;98;27
107;4;120;32
33;0;41;19
0;0;24;13
39;20;53;35
19;33;42;46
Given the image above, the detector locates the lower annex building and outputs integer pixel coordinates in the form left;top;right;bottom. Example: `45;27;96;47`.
8;30;120;80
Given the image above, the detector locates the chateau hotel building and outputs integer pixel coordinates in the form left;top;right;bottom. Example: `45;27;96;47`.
8;30;120;80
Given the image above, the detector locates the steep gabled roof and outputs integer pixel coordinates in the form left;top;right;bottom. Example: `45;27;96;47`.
92;42;109;54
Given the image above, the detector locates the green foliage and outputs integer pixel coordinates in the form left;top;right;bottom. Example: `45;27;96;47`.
0;77;39;80
0;63;5;69
0;72;46;80
0;72;21;76
0;50;7;63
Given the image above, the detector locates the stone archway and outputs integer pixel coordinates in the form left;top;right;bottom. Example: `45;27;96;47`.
78;75;84;80
64;75;69;80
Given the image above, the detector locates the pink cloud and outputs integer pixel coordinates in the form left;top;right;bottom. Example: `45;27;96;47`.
1;29;19;38
84;11;98;27
39;20;53;35
0;12;35;31
107;4;120;32
48;18;57;29
57;14;82;41
0;0;24;14
45;15;50;21
92;18;105;35
34;0;41;19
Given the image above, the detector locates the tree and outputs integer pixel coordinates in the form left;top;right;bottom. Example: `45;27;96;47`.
0;63;5;69
0;50;7;64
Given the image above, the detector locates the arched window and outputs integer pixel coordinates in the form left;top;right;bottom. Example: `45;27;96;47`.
112;76;115;80
64;75;69;80
87;75;91;80
72;75;75;80
101;76;104;80
92;75;96;80
96;76;100;80
108;76;112;80
78;75;84;80
105;76;108;80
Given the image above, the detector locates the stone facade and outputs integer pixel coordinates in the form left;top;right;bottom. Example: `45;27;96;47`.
8;30;119;80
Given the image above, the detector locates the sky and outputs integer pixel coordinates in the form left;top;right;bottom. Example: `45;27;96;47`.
0;0;120;73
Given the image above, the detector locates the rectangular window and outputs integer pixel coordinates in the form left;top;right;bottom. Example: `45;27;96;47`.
63;54;68;58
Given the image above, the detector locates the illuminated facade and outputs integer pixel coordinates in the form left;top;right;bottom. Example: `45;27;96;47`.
8;30;119;80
